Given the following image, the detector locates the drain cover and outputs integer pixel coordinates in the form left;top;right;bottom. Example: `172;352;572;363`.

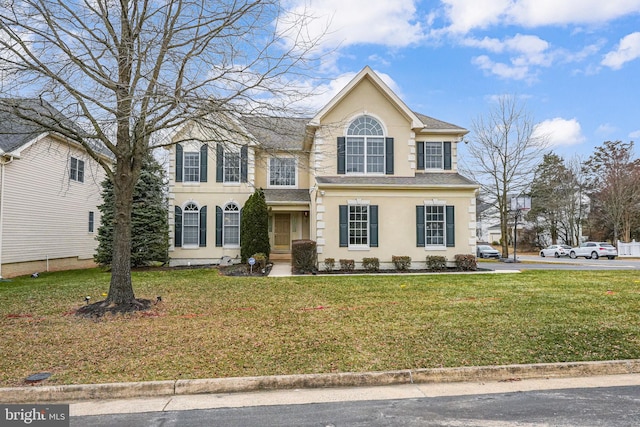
25;372;51;383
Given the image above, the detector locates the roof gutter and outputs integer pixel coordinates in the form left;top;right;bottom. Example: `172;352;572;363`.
317;182;480;190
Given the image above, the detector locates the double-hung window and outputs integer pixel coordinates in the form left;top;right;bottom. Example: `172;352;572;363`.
349;205;369;247
346;116;385;174
182;203;200;246
269;158;296;187
223;203;240;246
425;205;445;246
224;151;240;183
70;157;85;182
183;152;200;182
424;142;443;169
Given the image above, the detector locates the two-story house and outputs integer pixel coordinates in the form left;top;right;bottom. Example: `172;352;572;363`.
0;99;108;278
168;66;479;269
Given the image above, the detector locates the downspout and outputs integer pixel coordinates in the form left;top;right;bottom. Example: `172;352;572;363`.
0;154;13;279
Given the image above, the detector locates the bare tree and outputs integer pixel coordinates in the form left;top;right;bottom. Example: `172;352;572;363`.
583;141;640;243
562;155;588;246
0;0;323;311
462;95;547;258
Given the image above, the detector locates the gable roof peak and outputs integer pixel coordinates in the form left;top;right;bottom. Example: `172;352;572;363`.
310;66;423;129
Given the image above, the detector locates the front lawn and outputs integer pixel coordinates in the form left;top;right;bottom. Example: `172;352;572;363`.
1;268;639;387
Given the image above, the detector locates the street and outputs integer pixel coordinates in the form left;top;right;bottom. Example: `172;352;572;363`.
71;374;640;427
483;254;640;271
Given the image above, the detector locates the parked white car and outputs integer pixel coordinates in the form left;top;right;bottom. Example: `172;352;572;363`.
539;244;572;258
569;242;618;260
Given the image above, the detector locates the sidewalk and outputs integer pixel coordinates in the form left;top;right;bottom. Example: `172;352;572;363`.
268;261;292;277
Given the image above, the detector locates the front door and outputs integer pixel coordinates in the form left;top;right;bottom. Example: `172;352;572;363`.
273;214;291;252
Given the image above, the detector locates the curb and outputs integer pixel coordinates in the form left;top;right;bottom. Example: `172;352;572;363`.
2;359;639;404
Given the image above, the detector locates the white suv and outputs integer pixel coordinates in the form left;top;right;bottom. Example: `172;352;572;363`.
569;242;618;260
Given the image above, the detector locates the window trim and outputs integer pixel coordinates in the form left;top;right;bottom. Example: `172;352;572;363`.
88;211;94;233
348;202;370;249
424;142;444;170
222;202;240;248
183;151;200;183
223;150;241;184
345;116;386;175
424;204;445;247
70;157;85;182
268;157;297;188
182;202;201;248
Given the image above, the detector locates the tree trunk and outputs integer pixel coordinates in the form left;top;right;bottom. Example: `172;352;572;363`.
106;157;136;304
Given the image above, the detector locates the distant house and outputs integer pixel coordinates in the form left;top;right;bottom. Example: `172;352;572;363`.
167;66;479;269
0;99;108;278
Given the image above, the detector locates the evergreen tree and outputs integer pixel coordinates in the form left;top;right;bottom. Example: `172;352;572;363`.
240;189;270;262
95;154;169;267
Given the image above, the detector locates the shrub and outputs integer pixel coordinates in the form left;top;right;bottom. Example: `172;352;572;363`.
454;254;477;271
251;253;268;270
426;255;447;271
323;258;336;272
362;257;379;272
392;255;411;270
339;259;355;271
291;240;317;274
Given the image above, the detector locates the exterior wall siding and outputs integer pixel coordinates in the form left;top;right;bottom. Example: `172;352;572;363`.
1;135;105;275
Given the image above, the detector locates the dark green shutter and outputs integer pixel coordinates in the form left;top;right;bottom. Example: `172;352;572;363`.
176;144;183;182
216;144;223;182
200;144;208;182
337;137;346;174
369;205;378;247
446;205;455;247
199;206;207;247
417;141;424;170
215;206;223;247
416;205;425;247
444;142;452;170
385;138;394;175
339;205;348;247
174;206;183;247
241;146;248;183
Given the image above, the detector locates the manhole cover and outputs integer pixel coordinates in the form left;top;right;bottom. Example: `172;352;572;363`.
25;372;51;383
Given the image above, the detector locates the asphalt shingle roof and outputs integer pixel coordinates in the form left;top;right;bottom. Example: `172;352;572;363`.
262;189;311;204
240;116;310;151
316;173;478;187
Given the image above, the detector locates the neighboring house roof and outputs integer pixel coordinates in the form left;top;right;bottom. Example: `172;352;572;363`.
263;189;310;204
0;98;111;159
316;173;478;188
239;116;310;151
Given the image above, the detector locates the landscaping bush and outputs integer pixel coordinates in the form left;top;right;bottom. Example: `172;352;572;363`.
339;259;355;271
454;254;477;271
251;253;268;270
323;258;336;272
362;257;380;272
426;255;447;271
392;255;411;270
291;240;317;274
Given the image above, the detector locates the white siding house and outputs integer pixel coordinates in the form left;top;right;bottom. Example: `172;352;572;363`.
0;100;108;278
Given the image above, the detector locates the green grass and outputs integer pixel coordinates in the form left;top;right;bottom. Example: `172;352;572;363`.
1;268;639;387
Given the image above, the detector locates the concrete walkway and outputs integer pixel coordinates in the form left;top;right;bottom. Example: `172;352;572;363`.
268;261;292;277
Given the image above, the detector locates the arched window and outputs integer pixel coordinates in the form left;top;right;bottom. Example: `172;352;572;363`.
183;203;200;246
223;203;240;246
346;115;385;174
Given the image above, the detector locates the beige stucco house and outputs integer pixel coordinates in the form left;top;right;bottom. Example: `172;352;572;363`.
0;100;107;278
168;66;479;269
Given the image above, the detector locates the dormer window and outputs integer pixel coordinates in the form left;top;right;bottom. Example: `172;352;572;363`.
337;116;394;175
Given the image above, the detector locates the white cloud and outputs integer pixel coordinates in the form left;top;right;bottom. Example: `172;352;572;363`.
602;32;640;69
532;118;586;147
472;55;530;81
596;123;618;136
280;0;424;51
629;130;640;139
442;0;640;33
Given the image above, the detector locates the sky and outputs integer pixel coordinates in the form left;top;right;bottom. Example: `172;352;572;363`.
282;0;640;160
